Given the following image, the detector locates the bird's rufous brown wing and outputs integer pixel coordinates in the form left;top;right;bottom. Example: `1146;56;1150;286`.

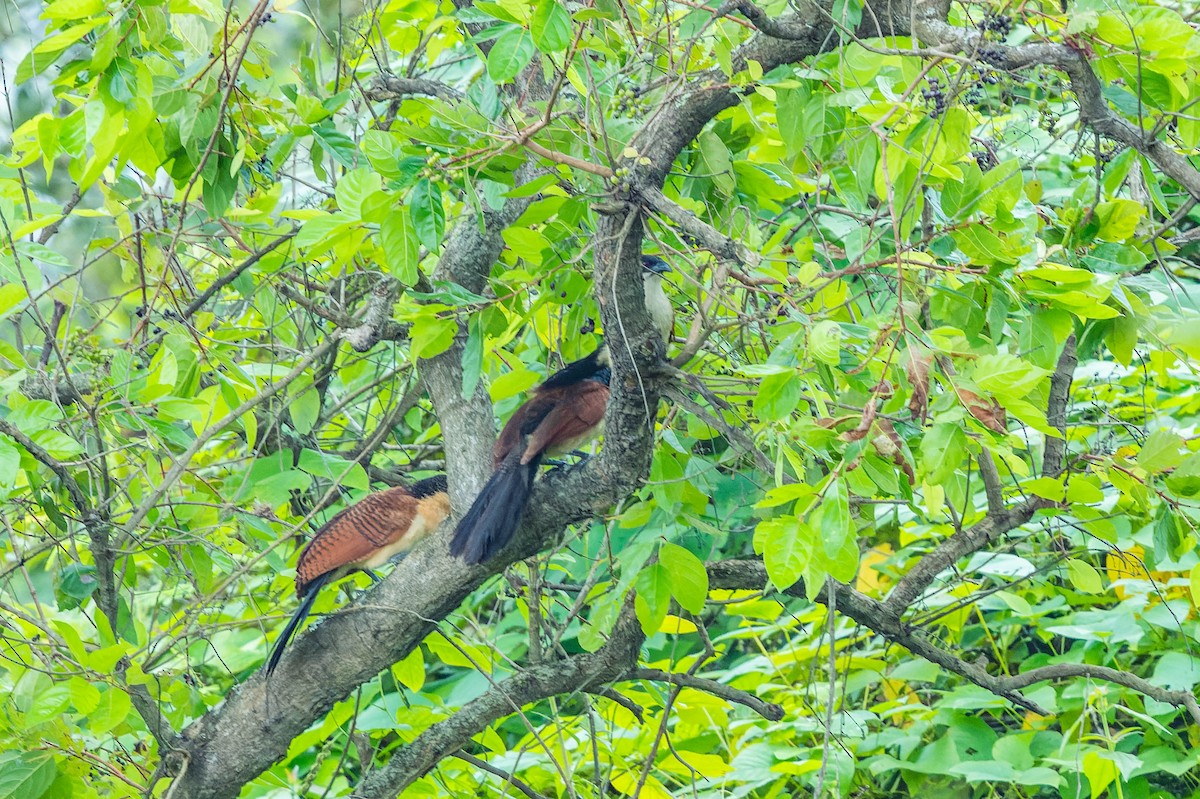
520;381;609;464
294;487;419;596
493;392;556;468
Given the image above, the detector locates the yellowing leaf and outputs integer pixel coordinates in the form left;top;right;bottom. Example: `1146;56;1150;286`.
657;615;698;635
611;769;673;799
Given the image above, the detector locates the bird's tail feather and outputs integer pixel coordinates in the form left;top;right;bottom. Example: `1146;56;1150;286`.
450;460;537;565
264;571;331;677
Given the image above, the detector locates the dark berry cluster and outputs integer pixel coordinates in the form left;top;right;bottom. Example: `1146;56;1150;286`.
972;148;999;171
978;45;1007;67
980;13;1012;41
921;77;949;118
612;85;649;118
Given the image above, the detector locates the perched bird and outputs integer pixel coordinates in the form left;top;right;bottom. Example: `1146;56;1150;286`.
450;255;673;565
264;475;450;676
638;254;675;343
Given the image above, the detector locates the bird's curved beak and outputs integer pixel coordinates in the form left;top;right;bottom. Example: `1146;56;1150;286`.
640;255;671;275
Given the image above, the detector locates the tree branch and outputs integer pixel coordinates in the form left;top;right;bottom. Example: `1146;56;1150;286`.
0;419;178;752
1041;333;1077;478
706;560;1047;714
353;602;646;798
365;75;464;102
637;185;761;269
882;334;1078;617
626;668;784;720
911;8;1200;201
182;230;298;320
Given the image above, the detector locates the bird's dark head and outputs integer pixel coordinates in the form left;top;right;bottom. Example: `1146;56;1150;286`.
641;254;671;275
410;474;448;498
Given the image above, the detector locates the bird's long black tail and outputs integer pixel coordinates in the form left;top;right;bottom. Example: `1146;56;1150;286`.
264;571;331;677
450;459;538;565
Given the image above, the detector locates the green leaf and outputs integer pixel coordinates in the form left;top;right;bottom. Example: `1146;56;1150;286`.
56;563;98;610
89;687;132;735
1137;429;1184;474
1152;504;1182;560
462;315;484;401
381;211;421;285
974;353;1050;401
659;542;708;614
408;179;445;252
487;27;535;83
759;516;809;591
921;423;966;486
531;0;572;52
392;647;425;692
0;752;56;799
635;563;672;635
1082;751;1119;799
1150;652;1200;691
809;320;842;365
411;314;457;359
289;388;320;436
502;226;551;261
311;123;357;168
335;168;381;218
809;479;851;558
0;437;19;488
757;371;801;421
0;283;27;320
25;685;70;726
1066;558;1103;594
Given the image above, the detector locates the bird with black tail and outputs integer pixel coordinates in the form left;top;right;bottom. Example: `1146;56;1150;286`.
450;255;673;565
264;475;450;676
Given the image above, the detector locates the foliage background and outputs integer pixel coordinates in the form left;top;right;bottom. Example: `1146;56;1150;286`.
2;0;1200;796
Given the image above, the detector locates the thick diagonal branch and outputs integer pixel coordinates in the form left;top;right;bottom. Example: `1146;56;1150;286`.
912;6;1200;200
353;602;646;798
883;336;1077;617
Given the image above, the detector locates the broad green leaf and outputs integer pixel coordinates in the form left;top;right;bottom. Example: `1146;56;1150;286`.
920;423;966;485
531;0;571;52
635;562;672;635
25;685;70;726
810;479;851;558
289;388;320;436
68;677;101;715
335;168;381;218
809;320;842;365
0;752;56;799
974;354;1050;401
392;647;425;692
90;688;132;735
408;179;445;252
487;27;534;83
462;315;484;401
1066;559;1103;594
759;516;809;592
381;210;421;285
0;283;27;320
757;371;801;421
1137;429;1184;473
311;123;357;168
0;437;19;488
411;314;457;359
660;542;708;614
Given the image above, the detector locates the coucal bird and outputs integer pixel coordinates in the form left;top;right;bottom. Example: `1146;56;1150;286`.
264;475;450;676
449;255;673;565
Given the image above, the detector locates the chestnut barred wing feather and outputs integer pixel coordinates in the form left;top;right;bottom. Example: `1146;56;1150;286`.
493;395;556;468
294;487;420;596
522;381;609;463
